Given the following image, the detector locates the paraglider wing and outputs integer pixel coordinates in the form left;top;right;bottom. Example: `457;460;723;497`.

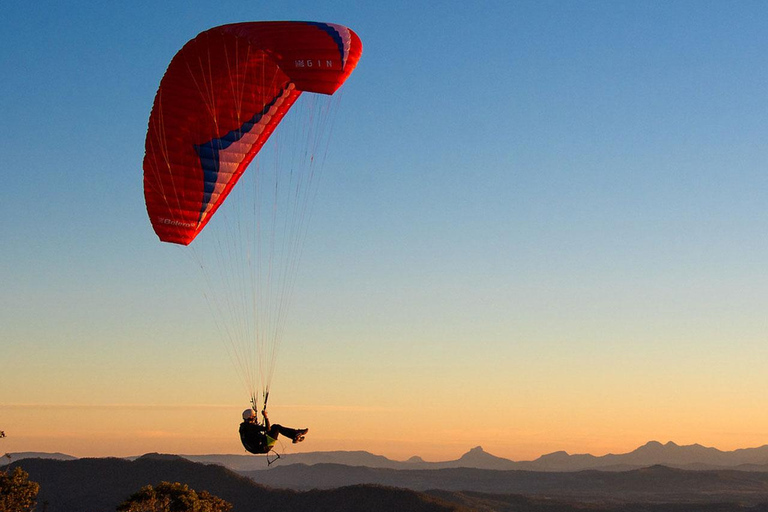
143;21;363;245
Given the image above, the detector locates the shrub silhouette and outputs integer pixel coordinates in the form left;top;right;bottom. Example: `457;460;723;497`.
116;481;232;512
0;466;40;512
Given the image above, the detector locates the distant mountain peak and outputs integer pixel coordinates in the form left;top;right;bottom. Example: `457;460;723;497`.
406;456;425;463
539;450;570;459
636;441;684;452
455;446;515;469
136;453;185;461
636;441;676;453
458;446;490;460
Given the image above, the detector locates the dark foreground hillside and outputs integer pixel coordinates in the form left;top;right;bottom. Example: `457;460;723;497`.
4;454;470;512
428;490;768;512
6;455;768;512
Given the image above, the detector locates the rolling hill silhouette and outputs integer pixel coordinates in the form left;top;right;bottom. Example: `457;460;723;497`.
179;441;768;472
5;454;472;512
7;453;768;510
245;462;768;502
9;441;768;472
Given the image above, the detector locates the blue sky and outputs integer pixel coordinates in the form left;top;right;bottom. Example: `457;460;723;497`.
2;1;768;460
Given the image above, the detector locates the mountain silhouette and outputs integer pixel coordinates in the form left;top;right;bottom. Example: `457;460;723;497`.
8;454;768;511
253;441;768;472
245;462;768;504
522;441;768;471
9;440;768;473
449;446;516;470
5;451;76;462
4;455;473;512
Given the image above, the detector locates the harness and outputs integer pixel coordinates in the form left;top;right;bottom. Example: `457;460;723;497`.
240;415;281;464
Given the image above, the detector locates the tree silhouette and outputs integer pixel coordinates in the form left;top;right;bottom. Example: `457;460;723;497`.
0;466;40;512
116;482;232;512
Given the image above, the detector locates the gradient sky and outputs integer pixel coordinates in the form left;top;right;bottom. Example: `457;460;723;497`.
2;1;768;462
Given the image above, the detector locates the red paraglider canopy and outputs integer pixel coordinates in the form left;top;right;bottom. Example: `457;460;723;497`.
143;21;363;245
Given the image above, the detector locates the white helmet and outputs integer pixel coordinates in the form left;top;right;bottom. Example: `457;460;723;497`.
242;408;256;420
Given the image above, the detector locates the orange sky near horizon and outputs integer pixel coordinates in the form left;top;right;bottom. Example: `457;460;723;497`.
3;395;768;462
